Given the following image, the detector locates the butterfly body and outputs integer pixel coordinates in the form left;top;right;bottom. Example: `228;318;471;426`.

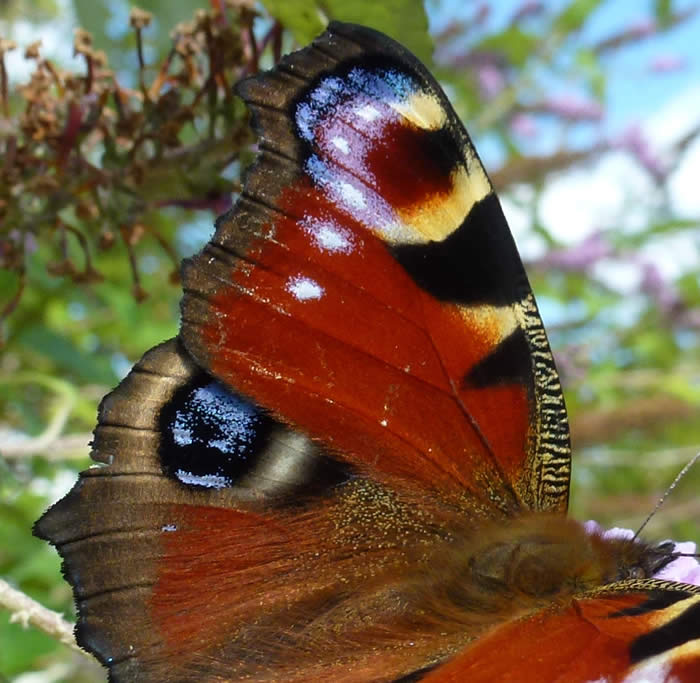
35;22;700;682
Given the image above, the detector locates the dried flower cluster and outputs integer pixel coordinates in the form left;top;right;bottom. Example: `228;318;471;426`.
0;3;272;319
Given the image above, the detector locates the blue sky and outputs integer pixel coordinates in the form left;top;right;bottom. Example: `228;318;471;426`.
429;0;700;134
580;0;700;131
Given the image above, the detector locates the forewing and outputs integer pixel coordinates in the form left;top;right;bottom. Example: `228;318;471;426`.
182;21;571;514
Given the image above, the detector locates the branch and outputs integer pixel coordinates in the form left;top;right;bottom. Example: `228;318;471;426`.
571;395;697;448
1;430;90;460
491;143;606;189
0;578;85;655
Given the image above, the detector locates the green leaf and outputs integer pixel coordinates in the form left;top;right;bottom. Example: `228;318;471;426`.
476;27;539;67
260;0;433;64
678;271;700;303
0;621;59;678
260;0;325;46
615;218;700;247
17;326;117;385
655;0;673;26
552;0;604;34
0;0;58;23
575;48;606;100
72;0;109;46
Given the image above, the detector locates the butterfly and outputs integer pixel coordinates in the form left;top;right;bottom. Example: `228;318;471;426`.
35;22;700;682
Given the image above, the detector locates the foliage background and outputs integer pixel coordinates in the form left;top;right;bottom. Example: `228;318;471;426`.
1;0;699;680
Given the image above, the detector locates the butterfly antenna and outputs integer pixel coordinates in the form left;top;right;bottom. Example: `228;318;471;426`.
633;450;700;541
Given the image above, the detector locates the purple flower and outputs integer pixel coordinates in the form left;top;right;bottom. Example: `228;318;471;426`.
649;54;686;73
6;230;37;253
510;113;537;137
511;1;544;23
476;63;505;98
24;231;38;253
540;232;612;271
542;95;603;121
584;520;633;540
613;124;667;178
655;540;700;584
640;262;680;313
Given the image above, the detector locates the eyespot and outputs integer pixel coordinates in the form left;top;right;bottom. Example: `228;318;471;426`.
159;377;272;489
158;373;352;500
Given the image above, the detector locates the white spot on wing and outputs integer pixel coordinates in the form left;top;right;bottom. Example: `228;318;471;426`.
286;276;324;301
356;104;380;122
172;424;193;446
331;136;350;154
338;181;366;208
175;470;232;489
620;658;672;683
301;217;353;253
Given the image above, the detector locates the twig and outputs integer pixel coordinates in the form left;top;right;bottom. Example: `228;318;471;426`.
491;143;606;189
0;578;85;655
577;445;700;469
1;430;90;460
0;392;74;457
571;394;696;448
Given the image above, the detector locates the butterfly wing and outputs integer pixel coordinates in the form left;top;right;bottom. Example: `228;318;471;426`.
420;584;700;682
34;340;512;681
36;21;580;682
35;340;380;681
181;21;571;513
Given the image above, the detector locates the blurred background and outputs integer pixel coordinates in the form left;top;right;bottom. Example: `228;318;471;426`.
1;0;699;680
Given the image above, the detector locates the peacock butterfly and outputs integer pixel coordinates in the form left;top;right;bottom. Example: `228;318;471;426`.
35;22;700;682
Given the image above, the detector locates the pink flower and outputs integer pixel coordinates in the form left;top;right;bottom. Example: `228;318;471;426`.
649;54;686;73
540;232;612;271
655;541;700;585
510;113;537;137
584;520;633;540
542;95;603;121
476;63;505;98
511;1;544;23
640;262;680;313
613;123;667;178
